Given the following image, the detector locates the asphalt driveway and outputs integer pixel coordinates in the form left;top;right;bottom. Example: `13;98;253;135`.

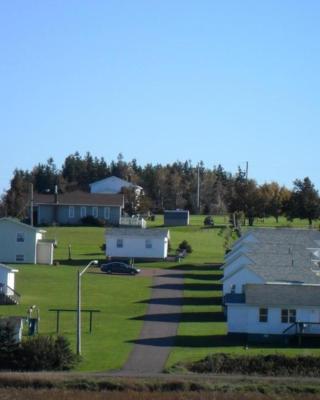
119;268;184;374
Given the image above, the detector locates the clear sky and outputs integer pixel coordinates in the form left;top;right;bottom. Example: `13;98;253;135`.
1;0;319;193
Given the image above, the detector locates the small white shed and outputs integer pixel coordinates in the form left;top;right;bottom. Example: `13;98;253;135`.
106;228;170;259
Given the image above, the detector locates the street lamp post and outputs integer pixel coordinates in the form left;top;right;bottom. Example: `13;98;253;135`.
76;260;98;356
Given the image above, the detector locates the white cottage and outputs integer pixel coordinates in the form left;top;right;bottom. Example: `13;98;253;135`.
226;283;320;339
0;263;19;304
106;228;170;259
90;176;143;195
223;228;320;341
0;218;54;264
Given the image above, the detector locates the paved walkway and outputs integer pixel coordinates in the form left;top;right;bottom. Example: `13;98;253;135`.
119;268;184;374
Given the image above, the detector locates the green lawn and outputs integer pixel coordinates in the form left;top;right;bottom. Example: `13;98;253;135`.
0;264;151;371
2;224;151;371
166;216;320;369
2;214;320;372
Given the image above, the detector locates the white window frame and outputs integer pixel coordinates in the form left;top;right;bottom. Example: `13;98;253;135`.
92;207;98;218
104;207;110;220
16;232;25;243
16;254;24;262
116;239;123;248
80;206;87;218
145;239;152;249
281;309;296;324
69;206;75;218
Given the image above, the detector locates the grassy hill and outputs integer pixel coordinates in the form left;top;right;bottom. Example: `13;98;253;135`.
1;214;319;371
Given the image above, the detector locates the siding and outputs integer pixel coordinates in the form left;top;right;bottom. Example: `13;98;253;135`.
223;267;263;295
0;220;38;264
106;237;168;259
37;205;121;225
223;254;253;279
228;304;320;335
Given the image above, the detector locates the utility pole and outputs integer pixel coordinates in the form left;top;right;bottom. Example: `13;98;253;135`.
245;161;249;181
77;260;98;356
30;183;34;226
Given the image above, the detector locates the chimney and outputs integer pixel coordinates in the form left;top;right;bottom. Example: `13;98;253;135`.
54;185;58;204
53;185;58;224
30;183;34;226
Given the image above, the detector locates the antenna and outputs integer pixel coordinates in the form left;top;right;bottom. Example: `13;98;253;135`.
197;163;200;213
30;183;34;226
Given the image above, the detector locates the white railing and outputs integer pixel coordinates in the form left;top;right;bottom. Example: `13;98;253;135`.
120;217;146;228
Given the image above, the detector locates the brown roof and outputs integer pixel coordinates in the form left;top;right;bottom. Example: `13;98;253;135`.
34;191;124;207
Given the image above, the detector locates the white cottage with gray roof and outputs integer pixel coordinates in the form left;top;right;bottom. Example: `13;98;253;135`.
0;218;54;264
223;228;320;341
106;228;170;260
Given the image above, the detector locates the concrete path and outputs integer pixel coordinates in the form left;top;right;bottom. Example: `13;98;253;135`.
119;268;184;374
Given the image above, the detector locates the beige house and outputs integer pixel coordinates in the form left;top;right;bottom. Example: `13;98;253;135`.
0;218;54;264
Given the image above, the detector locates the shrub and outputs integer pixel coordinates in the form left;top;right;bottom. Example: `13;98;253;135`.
203;215;214;227
186;353;320;376
17;335;78;371
0;322;20;370
81;216;105;227
0;334;78;372
177;240;192;254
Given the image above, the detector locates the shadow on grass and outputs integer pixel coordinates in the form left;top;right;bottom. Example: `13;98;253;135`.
160;273;222;281
184;273;222;281
170;264;222;272
151;283;222;291
79;252;104;256
137;296;222;306
127;334;242;348
131;311;225;323
55;259;104;267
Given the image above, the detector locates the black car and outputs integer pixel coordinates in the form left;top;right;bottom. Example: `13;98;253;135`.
100;262;140;275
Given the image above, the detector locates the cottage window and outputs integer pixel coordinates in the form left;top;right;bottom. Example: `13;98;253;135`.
92;207;98;218
116;239;123;248
16;254;24;262
145;239;152;249
281;309;296;323
80;207;87;218
69;206;75;218
259;308;268;323
230;284;236;294
104;207;110;220
16;232;24;243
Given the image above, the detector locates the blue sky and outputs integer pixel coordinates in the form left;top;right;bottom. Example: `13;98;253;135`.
1;0;319;193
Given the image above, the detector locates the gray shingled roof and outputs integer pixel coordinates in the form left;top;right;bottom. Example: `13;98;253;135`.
246;264;320;284
34;191;124;207
240;228;320;247
106;228;170;238
224;228;320;284
244;283;320;307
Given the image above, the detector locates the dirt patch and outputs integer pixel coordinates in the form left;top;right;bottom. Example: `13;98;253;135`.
138;268;163;277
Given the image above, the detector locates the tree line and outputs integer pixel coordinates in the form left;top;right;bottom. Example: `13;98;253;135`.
1;152;320;226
